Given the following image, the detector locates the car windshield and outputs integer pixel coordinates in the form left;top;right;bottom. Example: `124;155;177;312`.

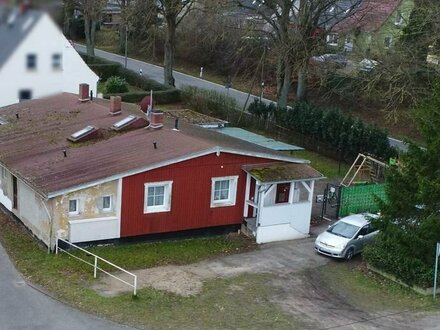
327;221;360;239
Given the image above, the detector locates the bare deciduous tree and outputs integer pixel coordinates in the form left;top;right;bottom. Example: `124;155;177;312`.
235;0;362;108
156;0;195;87
75;0;107;56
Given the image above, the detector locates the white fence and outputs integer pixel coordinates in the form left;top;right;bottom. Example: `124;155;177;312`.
55;237;137;296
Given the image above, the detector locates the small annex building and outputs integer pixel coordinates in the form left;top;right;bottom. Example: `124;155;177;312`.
0;86;323;248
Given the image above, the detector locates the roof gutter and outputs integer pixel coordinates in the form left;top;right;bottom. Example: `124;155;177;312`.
46;147;305;198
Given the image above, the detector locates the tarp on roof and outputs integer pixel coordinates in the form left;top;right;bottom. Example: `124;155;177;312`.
213;127;303;151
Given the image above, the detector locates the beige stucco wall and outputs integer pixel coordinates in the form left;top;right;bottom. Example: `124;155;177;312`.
50;180;119;241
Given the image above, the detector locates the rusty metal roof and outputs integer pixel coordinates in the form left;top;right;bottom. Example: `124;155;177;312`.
243;162;325;183
0;93;306;196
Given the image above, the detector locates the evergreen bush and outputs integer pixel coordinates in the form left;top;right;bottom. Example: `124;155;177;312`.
105;76;129;93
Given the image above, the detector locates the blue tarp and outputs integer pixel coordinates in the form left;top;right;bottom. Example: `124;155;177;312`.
213;127;303;151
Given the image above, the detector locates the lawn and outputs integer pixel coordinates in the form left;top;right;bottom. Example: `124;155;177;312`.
289;149;349;179
318;261;439;312
0;213;300;329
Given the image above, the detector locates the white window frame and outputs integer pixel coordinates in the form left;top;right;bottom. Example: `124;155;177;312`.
68;198;79;216
210;176;238;208
326;33;339;46
52;53;62;70
102;195;112;212
144;181;173;214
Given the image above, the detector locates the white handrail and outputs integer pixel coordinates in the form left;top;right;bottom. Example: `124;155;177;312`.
55;237;137;296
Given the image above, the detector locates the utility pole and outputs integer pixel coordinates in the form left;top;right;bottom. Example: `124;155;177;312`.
124;25;128;68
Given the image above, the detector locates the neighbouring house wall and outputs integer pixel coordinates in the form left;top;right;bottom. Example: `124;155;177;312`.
120;152;277;238
328;0;414;56
0;166;50;245
0;166;13;211
51;180;120;244
0;13;98;107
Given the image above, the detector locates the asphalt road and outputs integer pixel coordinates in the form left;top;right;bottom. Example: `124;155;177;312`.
75;44;407;152
75;44;272;110
0;241;131;330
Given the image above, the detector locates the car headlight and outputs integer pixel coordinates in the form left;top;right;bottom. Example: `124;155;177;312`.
336;242;347;250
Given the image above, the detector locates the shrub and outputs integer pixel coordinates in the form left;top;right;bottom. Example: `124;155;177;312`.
105;76;129;93
181;86;238;119
364;234;434;288
89;63;121;80
246;99;395;161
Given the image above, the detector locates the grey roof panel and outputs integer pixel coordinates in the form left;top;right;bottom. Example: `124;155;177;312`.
0;6;43;69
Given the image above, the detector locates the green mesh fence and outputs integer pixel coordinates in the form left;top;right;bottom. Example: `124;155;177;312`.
338;184;386;217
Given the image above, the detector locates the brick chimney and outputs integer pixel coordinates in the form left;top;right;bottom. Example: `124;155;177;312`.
109;96;122;115
149;111;164;129
78;84;90;102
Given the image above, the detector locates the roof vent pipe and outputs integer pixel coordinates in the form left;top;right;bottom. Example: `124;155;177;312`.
63;149;67;157
174;118;179;131
153;142;157;149
15;113;19;119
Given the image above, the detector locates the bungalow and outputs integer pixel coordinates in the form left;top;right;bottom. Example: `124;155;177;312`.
0;85;323;249
0;5;98;107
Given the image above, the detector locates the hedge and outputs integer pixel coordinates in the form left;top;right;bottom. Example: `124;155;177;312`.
81;54;179;103
104;89;180;104
88;63;120;81
247;98;396;161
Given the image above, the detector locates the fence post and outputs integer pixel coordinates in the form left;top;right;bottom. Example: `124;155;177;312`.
55;237;58;255
133;275;137;296
94;256;98;279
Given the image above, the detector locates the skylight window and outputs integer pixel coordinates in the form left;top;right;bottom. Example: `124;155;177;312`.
0;117;7;125
111;115;138;131
68;125;97;142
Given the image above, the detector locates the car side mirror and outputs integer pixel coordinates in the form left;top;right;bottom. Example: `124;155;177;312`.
357;235;364;240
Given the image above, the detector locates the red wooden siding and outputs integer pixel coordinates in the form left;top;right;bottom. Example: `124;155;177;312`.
120;152;277;237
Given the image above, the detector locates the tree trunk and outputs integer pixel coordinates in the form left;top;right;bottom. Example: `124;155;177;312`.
119;26;127;54
296;64;308;101
118;0;127;54
276;55;285;100
164;16;176;87
277;58;292;109
84;19;94;56
90;20;97;56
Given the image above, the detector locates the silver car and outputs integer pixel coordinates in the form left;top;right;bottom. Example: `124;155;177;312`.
314;213;379;260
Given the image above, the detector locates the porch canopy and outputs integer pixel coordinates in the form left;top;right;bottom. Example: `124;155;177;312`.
242;162;324;183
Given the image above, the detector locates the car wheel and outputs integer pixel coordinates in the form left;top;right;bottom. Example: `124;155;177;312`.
344;248;354;261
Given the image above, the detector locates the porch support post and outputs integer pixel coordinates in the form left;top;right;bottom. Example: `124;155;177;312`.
308;180;315;202
243;173;251;217
288;181;294;204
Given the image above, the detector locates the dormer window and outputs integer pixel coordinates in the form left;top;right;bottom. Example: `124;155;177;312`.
52;53;62;70
68;125;97;142
112;115;137;131
26;54;37;70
